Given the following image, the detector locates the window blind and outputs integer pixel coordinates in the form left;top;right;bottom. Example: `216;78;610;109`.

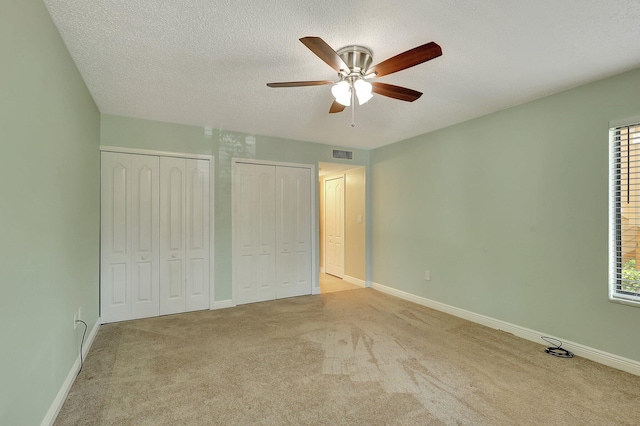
611;123;640;302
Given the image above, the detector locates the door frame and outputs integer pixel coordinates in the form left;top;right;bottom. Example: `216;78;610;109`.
100;146;216;311
231;158;318;306
323;174;345;278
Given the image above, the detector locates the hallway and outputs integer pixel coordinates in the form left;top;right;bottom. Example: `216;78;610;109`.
319;273;362;293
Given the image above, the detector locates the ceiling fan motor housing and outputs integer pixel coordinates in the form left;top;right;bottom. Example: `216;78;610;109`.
337;45;373;75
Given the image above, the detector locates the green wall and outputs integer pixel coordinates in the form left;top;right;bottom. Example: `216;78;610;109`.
345;168;367;280
0;1;101;424
100;114;370;301
370;68;640;362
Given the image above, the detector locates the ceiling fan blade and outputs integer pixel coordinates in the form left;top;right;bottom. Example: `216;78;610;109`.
371;82;423;102
266;80;334;88
329;101;346;114
299;37;349;72
368;42;442;78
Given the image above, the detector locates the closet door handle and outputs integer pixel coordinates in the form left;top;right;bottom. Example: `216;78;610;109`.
172;254;177;259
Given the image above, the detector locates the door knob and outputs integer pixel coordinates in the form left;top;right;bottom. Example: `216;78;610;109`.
172;254;177;258
141;256;147;260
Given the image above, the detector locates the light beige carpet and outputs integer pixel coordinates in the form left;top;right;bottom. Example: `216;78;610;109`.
55;288;640;425
320;273;361;293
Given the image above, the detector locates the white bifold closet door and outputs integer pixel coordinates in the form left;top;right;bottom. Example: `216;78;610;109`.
101;152;160;323
101;152;210;323
233;162;311;305
159;157;210;315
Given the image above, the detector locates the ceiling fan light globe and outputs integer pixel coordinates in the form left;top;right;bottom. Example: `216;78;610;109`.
354;79;372;95
354;79;373;104
331;81;350;98
332;81;351;106
335;93;351;106
357;91;373;105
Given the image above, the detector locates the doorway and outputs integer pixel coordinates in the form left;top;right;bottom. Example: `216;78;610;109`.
319;163;366;293
324;175;344;278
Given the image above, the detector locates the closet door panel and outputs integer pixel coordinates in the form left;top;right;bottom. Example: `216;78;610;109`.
101;152;160;323
235;168;257;303
160;157;187;315
294;169;312;293
101;153;132;323
234;166;253;304
130;155;160;318
233;163;276;304
276;167;312;298
186;159;210;311
276;170;294;293
255;168;276;302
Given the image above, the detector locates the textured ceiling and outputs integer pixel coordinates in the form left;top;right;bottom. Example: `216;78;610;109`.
43;0;640;149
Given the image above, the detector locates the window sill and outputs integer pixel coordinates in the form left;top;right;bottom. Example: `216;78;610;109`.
609;294;640;308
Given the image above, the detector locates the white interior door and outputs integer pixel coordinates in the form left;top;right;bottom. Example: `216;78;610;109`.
101;152;159;323
185;159;210;311
233;163;276;305
325;175;345;278
276;166;312;298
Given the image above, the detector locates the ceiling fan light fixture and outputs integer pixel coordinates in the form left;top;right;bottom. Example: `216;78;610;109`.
354;79;373;105
332;80;351;106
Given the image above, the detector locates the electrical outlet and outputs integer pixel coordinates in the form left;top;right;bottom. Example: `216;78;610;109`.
424;270;431;281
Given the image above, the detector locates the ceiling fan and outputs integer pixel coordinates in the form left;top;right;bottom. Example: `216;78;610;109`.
266;37;442;124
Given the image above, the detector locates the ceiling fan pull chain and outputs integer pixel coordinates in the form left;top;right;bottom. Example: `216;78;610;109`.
351;89;356;127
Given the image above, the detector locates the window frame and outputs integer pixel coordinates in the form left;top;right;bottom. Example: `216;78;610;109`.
609;122;640;307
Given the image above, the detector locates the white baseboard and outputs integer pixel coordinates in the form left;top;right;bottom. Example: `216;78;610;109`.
343;275;366;288
211;300;235;310
42;317;101;426
371;282;640;377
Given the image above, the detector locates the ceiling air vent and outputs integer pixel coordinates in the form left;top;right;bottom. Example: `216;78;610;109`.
332;149;353;160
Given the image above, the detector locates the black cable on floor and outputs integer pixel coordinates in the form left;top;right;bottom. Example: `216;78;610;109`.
76;320;88;376
542;336;574;358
